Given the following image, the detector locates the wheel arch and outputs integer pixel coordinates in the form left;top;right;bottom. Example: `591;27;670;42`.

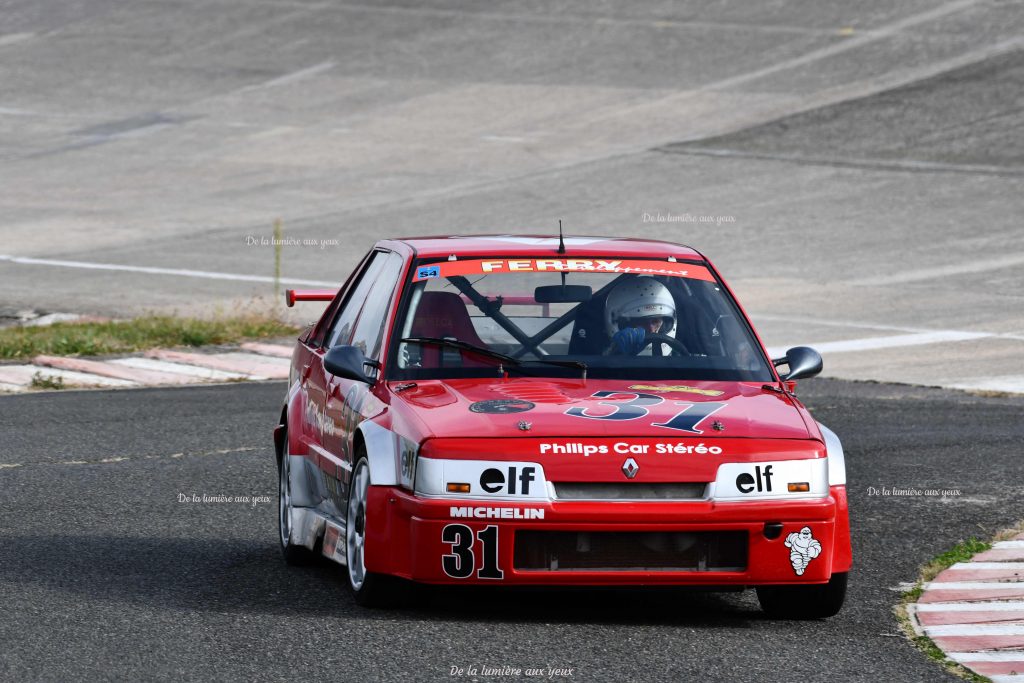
273;406;288;464
355;419;403;486
817;422;846;487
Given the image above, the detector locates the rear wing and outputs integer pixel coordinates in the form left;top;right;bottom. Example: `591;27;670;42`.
285;289;337;307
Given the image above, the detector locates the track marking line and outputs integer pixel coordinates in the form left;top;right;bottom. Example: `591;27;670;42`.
0;254;335;287
922;582;1024;590
0;445;264;471
697;0;985;92
766;330;992;357
950;377;1024;394
925;624;1024;636
0;364;137;388
759;314;1024;342
917;602;1024;612
110;358;250;381
233;61;336;94
947;653;1024;662
0;32;35;48
145;350;278;380
239;342;293;358
850;253;1024;286
669;146;1023;176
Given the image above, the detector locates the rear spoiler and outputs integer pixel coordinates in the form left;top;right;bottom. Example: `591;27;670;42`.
285;289;337;307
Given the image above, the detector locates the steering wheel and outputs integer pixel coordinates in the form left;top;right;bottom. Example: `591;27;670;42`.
643;332;691;356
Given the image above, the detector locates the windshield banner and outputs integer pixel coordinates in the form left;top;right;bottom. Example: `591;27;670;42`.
413;258;716;282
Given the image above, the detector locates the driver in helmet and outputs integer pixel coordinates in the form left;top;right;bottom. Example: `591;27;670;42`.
604;277;677;356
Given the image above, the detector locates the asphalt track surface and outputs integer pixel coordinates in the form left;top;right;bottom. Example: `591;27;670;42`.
1;0;1022;392
2;379;1022;682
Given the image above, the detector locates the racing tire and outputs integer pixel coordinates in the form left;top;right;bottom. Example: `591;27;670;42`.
756;572;847;619
345;453;410;608
277;428;316;566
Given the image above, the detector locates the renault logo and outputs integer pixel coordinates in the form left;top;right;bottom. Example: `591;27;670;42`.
621;458;639;479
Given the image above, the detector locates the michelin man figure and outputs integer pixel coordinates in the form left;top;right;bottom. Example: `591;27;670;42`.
784;526;821;575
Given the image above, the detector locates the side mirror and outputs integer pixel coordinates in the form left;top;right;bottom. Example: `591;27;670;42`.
773;346;823;381
323;345;376;384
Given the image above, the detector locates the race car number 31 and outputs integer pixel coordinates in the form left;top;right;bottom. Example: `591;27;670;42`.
441;524;503;580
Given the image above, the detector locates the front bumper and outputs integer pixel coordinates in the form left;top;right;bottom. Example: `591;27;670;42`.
363;485;852;586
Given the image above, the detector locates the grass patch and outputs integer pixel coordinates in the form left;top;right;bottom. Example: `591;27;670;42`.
29;371;65;390
896;535;1002;683
0;315;301;360
919;537;992;583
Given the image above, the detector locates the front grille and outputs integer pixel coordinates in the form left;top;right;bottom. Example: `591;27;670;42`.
514;531;747;572
552;482;706;500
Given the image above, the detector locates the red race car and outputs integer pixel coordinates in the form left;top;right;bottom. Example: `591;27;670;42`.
274;235;850;618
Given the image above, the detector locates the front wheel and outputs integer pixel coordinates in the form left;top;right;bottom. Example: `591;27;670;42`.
346;454;408;607
756;572;847;619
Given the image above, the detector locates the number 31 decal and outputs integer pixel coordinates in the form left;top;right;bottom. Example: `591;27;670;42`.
441;524;503;580
566;391;726;434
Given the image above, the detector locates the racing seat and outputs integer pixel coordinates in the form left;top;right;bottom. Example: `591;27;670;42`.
409;291;490;367
567;295;610;355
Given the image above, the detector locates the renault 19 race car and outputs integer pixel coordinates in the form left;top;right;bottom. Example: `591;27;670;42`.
274;235;851;618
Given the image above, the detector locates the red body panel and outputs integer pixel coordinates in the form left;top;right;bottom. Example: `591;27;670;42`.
281;235;852;591
392;379;811;442
420;437;822;482
365;485;847;585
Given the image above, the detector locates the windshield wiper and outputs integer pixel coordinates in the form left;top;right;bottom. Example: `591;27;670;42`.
400;337;587;379
401;337;520;369
519;358;587;380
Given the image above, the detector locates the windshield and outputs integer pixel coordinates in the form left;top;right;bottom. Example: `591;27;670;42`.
386;257;773;382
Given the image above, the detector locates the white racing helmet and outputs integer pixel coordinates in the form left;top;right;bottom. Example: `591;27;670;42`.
604;277;676;336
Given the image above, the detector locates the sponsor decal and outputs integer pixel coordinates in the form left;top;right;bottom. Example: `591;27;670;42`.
479;466;536;495
304;400;339;437
628;384;725;397
449;506;545;520
442;524;504;579
469;399;535;414
412;258;716;282
416;265;440;279
323;524;341;557
735;464;773;493
538;442;723;456
785;526;822;576
565;391;727;434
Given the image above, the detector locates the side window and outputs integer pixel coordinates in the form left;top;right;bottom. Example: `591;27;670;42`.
349;251;406;359
326;251;386;348
308;251;373;347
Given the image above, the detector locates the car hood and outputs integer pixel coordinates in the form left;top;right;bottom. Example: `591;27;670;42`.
389;377;813;441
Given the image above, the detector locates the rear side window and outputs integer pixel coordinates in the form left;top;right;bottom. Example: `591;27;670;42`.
326;251;387;348
349;251;406;359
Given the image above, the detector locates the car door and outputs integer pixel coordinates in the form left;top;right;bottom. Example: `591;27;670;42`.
313;249;406;520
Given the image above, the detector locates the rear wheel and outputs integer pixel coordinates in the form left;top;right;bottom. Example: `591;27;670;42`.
277;429;315;565
346;454;408;607
756;572;847;619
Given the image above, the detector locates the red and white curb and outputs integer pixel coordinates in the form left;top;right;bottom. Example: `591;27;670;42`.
909;536;1024;681
0;342;292;392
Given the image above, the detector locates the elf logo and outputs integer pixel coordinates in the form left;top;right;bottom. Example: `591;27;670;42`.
480;466;536;495
735;465;773;494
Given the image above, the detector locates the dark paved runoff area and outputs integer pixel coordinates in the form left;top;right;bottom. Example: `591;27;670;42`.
1;380;1022;682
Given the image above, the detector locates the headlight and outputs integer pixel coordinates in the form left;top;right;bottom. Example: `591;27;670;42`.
711;459;828;501
414;458;549;500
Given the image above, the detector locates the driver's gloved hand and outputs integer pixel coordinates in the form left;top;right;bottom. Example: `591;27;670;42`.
610;327;646;355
